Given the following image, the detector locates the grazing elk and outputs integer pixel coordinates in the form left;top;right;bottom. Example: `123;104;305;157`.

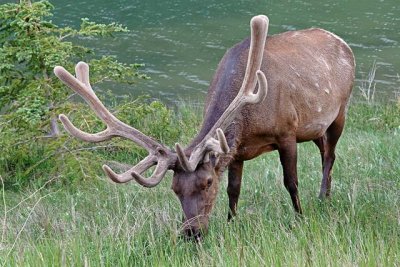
54;15;355;240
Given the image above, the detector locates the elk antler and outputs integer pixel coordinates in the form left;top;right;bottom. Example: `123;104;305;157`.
54;62;176;187
176;15;269;172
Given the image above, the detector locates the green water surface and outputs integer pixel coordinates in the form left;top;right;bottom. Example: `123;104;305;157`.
22;0;400;103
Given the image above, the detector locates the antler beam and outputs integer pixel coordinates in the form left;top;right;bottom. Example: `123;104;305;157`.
175;128;229;172
176;15;269;172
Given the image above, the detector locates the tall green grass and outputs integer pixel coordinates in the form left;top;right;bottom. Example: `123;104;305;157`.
0;102;399;266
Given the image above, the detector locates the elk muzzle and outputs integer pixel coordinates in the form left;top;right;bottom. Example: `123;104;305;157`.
181;215;209;242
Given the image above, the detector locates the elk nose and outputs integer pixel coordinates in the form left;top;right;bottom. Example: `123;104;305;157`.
183;227;202;242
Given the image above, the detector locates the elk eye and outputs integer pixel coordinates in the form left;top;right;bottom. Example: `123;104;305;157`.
207;178;213;187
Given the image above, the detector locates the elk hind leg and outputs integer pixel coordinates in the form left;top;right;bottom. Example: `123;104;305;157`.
313;137;325;167
278;138;302;214
319;112;346;199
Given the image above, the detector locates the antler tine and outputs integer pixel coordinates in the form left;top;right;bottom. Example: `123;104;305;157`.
101;154;170;187
54;62;176;186
75;61;90;87
102;154;169;187
241;15;269;95
58;114;112;142
102;156;171;187
176;128;229;172
208;15;269;133
102;155;156;183
131;158;170;187
216;128;229;153
177;15;269;172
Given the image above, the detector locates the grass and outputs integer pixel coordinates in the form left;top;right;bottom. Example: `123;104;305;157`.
358;60;378;104
0;101;399;266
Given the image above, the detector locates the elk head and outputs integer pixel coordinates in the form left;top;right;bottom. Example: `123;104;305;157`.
54;15;269;240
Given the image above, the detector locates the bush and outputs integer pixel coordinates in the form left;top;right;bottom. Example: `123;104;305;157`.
0;95;202;189
0;0;153;188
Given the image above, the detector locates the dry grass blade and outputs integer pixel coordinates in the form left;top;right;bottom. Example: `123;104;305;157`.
2;189;60;266
358;60;378;103
6;176;58;214
1;176;6;245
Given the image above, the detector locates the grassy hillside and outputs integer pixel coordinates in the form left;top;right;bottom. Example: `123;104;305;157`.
0;102;399;266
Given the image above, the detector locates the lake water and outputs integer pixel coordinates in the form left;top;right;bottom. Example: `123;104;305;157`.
47;0;400;104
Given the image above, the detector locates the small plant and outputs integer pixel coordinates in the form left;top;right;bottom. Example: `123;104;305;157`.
358;60;378;104
396;74;400;107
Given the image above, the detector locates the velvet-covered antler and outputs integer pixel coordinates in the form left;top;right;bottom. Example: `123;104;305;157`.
55;62;176;187
176;15;269;172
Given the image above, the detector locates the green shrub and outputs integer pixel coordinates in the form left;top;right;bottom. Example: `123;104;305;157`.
0;95;203;189
0;0;151;188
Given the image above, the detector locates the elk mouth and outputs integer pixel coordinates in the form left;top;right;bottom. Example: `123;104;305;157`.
180;216;208;242
183;228;203;242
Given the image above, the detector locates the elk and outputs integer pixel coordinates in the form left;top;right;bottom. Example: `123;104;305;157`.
54;15;355;240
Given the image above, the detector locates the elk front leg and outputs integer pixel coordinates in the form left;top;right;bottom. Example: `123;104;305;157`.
227;160;244;221
278;139;303;214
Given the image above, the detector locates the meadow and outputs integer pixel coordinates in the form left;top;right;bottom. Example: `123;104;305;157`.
0;0;399;265
0;101;399;266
